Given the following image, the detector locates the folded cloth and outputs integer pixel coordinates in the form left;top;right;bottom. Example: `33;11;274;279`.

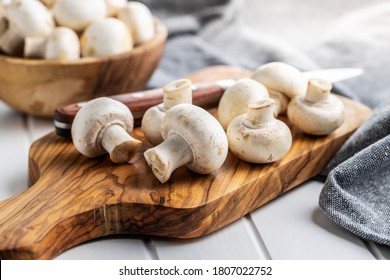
142;0;390;246
320;98;390;246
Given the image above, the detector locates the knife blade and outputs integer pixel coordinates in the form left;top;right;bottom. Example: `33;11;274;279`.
54;67;363;138
302;68;363;83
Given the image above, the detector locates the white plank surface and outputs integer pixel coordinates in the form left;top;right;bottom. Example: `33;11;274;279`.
27;116;54;142
0;101;30;200
250;180;375;259
153;216;270;260
55;236;156;260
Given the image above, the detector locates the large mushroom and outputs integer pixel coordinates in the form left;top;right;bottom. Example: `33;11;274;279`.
0;0;54;55
227;98;292;163
71;97;142;164
217;78;269;130
141;79;193;146
53;0;107;33
118;1;155;45
251;62;308;115
144;104;228;183
80;17;133;57
287;78;345;135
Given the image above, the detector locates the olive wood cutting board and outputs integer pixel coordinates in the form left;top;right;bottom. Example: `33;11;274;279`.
0;66;372;259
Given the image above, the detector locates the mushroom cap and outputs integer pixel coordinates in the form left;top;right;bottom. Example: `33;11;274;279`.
71;97;135;158
45;27;80;60
161;104;228;174
54;0;107;32
7;0;54;36
227;101;292;163
141;104;165;146
218;78;269;130
287;94;344;135
80;17;133;57
251;62;307;98
118;1;155;45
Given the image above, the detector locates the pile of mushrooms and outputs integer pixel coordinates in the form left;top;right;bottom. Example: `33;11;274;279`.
71;80;229;184
218;61;345;164
71;62;345;183
0;0;155;60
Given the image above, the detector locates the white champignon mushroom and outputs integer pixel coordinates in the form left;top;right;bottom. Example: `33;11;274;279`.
80;17;133;57
24;27;80;60
217;78;269;130
0;0;54;55
287;78;345;135
118;1;155;45
45;27;80;60
71;97;142;164
227;98;292;163
141;79;192;146
251;62;308;115
105;0;127;17
53;0;107;33
144;104;228;183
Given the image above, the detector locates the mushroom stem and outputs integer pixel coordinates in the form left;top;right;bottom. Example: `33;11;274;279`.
144;133;193;183
305;78;332;103
163;79;192;110
246;99;276;126
24;36;46;58
101;124;142;163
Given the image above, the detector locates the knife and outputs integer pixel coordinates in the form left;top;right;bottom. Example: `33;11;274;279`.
54;68;363;138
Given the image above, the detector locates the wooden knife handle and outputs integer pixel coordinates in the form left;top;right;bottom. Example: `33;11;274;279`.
54;82;226;138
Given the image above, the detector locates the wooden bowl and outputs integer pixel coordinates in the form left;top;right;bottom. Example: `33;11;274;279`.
0;19;167;117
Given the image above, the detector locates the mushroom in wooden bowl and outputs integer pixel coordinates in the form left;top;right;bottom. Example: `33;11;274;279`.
0;0;167;117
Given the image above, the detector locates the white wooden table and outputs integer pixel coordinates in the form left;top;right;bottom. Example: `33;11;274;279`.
0;100;388;260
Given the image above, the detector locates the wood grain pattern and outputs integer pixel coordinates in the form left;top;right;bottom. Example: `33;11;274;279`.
0;66;371;259
0;19;167;118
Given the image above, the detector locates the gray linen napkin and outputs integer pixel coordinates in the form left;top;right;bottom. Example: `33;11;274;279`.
141;0;390;246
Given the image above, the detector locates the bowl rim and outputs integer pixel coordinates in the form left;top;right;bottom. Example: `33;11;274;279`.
0;17;167;66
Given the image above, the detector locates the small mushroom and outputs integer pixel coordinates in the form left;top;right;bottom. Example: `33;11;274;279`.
24;27;80;60
105;0;127;17
287;78;344;135
71;97;142;164
227;98;292;163
217;78;269;130
45;27;80;60
251;62;308;115
53;0;107;33
0;0;54;55
144;104;228;183
80;17;133;57
141;79;192;146
118;1;155;45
